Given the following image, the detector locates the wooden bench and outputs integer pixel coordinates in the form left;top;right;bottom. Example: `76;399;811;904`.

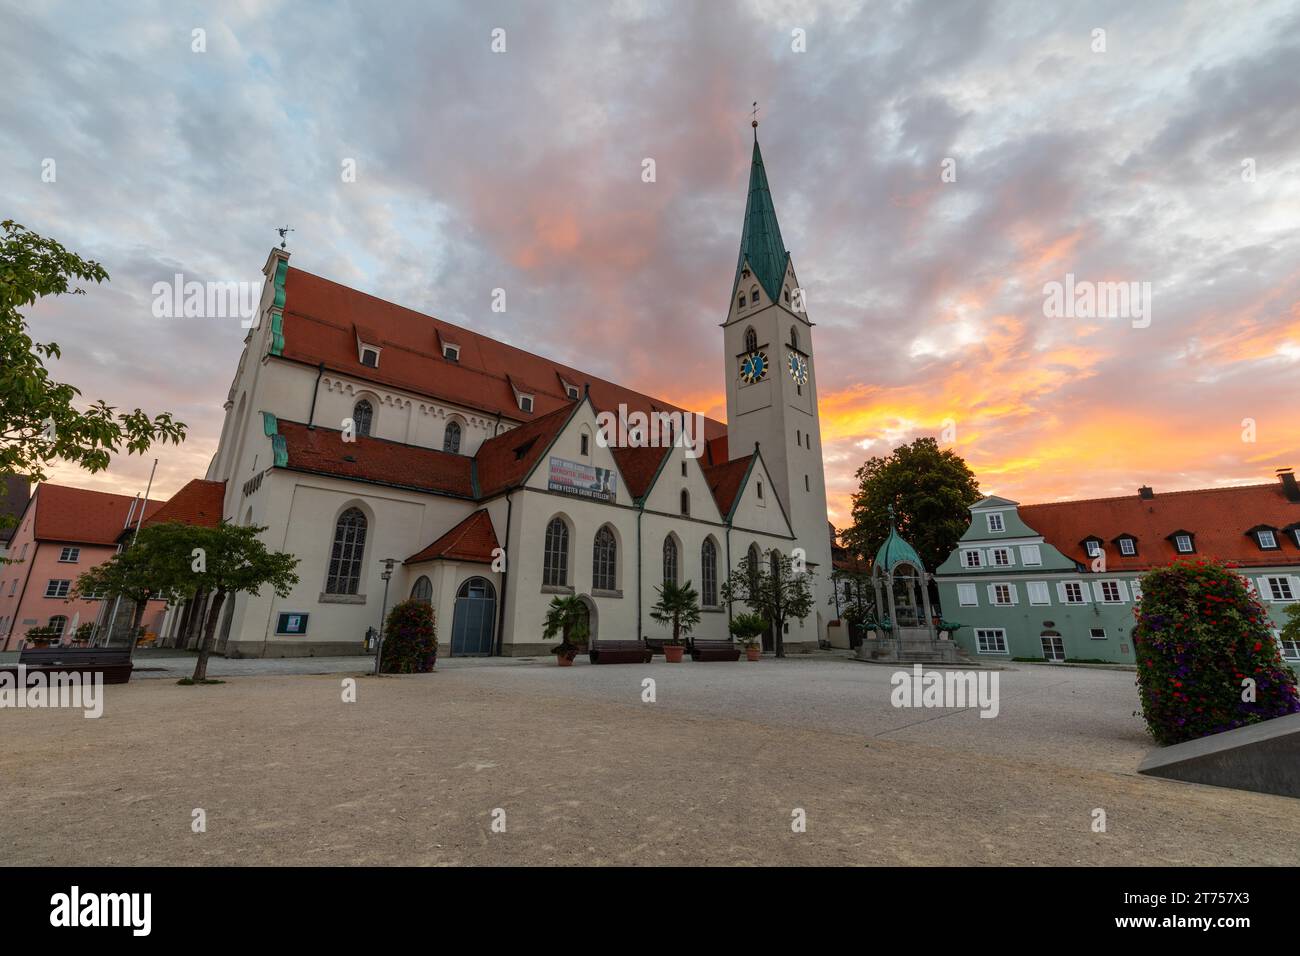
690;639;740;662
2;647;135;684
588;640;652;664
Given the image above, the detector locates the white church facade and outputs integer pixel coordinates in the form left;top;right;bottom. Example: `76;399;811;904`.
161;135;835;658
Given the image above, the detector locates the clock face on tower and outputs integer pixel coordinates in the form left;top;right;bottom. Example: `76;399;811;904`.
739;350;768;384
788;352;808;385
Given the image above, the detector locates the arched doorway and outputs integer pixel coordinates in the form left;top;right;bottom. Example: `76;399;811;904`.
450;577;497;656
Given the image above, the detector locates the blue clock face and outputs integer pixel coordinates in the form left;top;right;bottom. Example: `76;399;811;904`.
788;352;808;385
740;350;768;384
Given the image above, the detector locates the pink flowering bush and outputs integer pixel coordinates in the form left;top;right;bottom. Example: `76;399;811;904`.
1133;559;1299;746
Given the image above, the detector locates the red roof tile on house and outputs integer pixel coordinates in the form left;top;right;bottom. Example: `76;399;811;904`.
405;509;500;565
278;266;726;442
703;455;753;518
473;403;575;499
1020;481;1300;570
610;444;671;501
142;479;226;529
32;483;164;545
277;420;475;497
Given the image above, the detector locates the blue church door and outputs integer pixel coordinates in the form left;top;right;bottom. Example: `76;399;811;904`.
450;577;496;656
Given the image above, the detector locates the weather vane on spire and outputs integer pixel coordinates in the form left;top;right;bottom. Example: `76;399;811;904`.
277;225;294;250
751;101;760;138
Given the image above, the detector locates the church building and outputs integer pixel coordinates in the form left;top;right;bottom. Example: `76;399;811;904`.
158;133;834;657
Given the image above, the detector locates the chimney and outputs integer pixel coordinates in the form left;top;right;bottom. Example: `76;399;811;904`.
1278;468;1300;503
1138;486;1154;500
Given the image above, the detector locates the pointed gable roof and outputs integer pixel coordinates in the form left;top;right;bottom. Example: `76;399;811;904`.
141;479;226;529
32;483;165;545
703;454;753;519
406;509;500;564
733;138;790;303
473;402;576;499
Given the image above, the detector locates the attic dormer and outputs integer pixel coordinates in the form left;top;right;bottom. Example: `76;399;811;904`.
1245;525;1282;551
354;326;382;368
1167;529;1196;554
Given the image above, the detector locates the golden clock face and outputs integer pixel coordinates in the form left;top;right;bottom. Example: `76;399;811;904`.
788;352;808;385
739;350;768;384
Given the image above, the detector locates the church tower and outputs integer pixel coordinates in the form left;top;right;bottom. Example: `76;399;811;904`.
723;125;833;641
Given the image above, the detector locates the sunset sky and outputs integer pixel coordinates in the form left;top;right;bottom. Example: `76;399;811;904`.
4;0;1298;527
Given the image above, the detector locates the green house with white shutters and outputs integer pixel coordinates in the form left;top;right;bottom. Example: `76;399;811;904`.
934;474;1300;670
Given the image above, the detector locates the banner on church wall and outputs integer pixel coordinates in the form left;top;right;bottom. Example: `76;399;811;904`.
547;456;617;503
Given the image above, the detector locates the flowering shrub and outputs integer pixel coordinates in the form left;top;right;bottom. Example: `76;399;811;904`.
1132;559;1299;746
380;599;438;673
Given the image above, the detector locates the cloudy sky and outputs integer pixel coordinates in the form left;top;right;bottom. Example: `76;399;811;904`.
4;0;1298;525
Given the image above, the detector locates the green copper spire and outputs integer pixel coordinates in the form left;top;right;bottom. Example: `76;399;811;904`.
733;136;790;304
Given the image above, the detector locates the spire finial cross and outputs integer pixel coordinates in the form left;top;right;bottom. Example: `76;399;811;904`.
751;101;759;139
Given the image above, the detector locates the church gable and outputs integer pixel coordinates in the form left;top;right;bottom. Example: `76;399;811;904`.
639;441;723;524
519;398;630;507
725;452;794;538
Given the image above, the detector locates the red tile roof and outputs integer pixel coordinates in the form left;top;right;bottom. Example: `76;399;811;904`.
703;455;753;518
279;266;727;442
277;420;475;497
611;444;671;501
32;483;164;545
406;509;500;565
142;479;226;529
473;403;575;499
1020;481;1300;570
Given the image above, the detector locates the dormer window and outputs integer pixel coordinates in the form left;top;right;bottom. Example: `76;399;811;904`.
1170;531;1195;554
1259;529;1278;549
567;385;579;400
1117;536;1137;556
519;395;534;414
359;346;380;368
443;344;460;362
1290;526;1300;549
1084;539;1103;558
985;513;1005;533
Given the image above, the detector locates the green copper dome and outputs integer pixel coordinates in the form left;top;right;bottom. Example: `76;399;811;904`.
875;508;925;573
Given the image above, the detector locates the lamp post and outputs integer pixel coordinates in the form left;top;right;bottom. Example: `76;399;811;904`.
373;558;398;675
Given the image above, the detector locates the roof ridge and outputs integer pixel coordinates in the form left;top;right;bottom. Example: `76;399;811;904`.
1021;481;1279;509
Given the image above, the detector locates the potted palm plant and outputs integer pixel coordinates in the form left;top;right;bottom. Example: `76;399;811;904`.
543;595;590;666
730;612;768;661
650;580;701;662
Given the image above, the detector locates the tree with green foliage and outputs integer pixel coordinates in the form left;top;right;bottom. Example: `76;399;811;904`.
73;522;194;647
649;579;702;647
721;550;815;658
380;599;438;673
185;522;300;682
543;595;591;661
1133;559;1300;746
728;611;768;650
842;437;981;573
0;220;185;529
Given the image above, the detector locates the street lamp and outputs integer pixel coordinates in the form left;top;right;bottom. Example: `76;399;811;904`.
373;558;398;675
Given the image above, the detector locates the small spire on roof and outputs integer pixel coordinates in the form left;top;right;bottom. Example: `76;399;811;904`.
751;101;759;140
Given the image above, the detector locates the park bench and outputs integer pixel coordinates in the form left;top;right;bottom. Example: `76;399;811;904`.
689;639;740;662
1;647;134;684
588;640;652;664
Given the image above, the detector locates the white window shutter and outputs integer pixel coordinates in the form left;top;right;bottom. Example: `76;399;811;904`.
1056;582;1067;603
1009;584;1019;604
1116;580;1128;602
1092;581;1105;601
987;584;998;603
1257;577;1272;601
1290;576;1300;598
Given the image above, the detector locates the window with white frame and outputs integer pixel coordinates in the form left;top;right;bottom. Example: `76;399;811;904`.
1174;534;1193;553
1020;545;1041;566
1257;529;1278;549
1279;631;1300;661
443;344;460;362
991;548;1012;567
359;345;380;368
985;513;1005;532
957;584;978;607
518;394;534;413
1266;577;1295;602
44;579;71;598
962;550;982;569
1099;580;1124;603
991;583;1014;606
1027;581;1050;605
1293;529;1300;549
975;628;1008;654
1061;581;1086;604
58;546;80;563
1089;627;1107;640
1119;537;1136;556
1085;540;1102;558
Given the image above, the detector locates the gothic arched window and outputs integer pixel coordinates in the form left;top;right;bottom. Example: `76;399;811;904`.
744;326;758;352
326;507;368;595
701;538;718;606
593;526;617;592
352;400;373;437
750;285;760;303
680;489;690;516
790;326;799;349
663;536;678;586
543;517;569;587
443;420;462;454
410;575;433;604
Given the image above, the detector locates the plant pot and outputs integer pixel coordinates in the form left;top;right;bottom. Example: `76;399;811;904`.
746;647;761;662
557;654;574;667
664;645;684;663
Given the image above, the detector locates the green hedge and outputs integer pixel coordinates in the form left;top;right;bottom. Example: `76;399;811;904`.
380;599;438;674
1133;559;1300;745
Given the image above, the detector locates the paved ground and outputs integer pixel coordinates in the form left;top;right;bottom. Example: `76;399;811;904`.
2;653;1297;865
